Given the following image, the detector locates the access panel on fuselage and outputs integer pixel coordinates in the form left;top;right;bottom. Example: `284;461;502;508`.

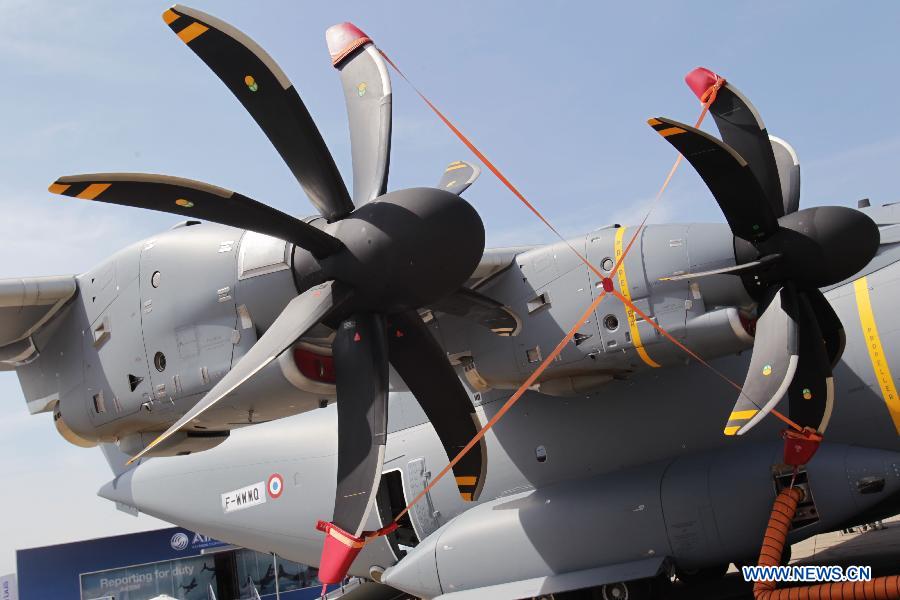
138;224;242;419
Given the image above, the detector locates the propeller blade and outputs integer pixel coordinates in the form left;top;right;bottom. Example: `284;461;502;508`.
388;311;487;501
326;23;392;205
770;135;801;215
787;292;834;433
127;281;350;463
724;285;799;436
649;117;779;242
332;313;390;536
427;286;521;336
804;288;846;369
437;161;482;196
163;5;354;221
685;67;784;218
658;253;781;282
49;173;344;259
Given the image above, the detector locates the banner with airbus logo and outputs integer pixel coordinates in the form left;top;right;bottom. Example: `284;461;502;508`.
169;530;226;552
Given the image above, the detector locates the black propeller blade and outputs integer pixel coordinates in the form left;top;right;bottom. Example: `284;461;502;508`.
49;173;344;259
388;311;487;501
804;288;846;369
164;5;354;222
332;313;390;535
648;117;778;242
787;293;834;434
686;67;784;219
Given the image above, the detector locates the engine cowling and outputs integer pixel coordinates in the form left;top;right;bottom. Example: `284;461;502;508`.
54;409;97;448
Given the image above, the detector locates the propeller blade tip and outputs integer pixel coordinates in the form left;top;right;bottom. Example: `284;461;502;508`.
647;117;686;138
685;67;722;101
162;7;180;25
326;22;372;67
48;181;69;195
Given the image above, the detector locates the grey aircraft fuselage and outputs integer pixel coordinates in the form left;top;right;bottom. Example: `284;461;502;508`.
16;201;900;598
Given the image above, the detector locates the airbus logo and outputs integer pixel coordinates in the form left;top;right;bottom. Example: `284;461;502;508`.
170;532;190;551
193;533;213;545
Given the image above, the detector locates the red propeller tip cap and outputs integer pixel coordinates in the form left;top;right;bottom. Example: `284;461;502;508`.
685;67;721;101
326;22;372;67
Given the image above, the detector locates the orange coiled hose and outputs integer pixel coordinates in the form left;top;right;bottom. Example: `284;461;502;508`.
754;487;900;599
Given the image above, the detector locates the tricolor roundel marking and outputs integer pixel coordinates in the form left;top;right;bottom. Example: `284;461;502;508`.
267;473;284;499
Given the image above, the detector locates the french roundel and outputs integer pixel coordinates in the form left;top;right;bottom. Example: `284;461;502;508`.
267;473;284;499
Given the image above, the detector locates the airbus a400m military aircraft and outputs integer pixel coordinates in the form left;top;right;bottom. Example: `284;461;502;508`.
6;5;900;599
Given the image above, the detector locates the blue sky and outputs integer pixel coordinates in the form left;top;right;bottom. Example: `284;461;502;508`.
1;0;899;575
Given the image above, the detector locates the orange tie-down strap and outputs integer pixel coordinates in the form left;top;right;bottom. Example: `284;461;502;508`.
371;51;802;531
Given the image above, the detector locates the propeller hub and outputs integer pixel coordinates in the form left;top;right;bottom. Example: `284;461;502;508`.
325;187;485;312
755;206;879;289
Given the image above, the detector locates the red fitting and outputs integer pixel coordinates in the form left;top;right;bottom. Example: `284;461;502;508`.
315;520;399;584
781;428;822;466
685;67;721;101
316;520;366;584
325;23;372;67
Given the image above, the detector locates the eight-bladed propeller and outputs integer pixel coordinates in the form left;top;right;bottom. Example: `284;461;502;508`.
651;67;879;436
50;6;489;539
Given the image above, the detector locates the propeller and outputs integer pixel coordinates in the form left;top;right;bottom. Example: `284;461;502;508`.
48;174;343;259
437;160;482;196
50;6;490;539
650;67;879;436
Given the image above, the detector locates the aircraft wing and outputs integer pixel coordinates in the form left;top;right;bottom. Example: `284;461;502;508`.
0;275;76;370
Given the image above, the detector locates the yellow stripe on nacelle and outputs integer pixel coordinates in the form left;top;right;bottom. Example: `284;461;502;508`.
614;227;660;368
854;277;900;435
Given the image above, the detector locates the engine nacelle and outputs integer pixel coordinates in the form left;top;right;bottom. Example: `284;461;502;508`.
442;223;755;394
53;409;97;448
29;224;337;451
